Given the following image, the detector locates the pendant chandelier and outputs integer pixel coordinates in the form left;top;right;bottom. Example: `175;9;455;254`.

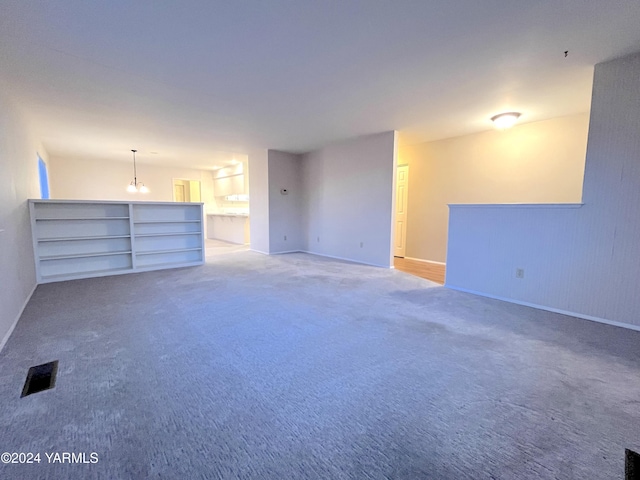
127;149;148;193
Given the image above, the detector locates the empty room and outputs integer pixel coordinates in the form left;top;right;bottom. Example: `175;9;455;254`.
1;2;640;479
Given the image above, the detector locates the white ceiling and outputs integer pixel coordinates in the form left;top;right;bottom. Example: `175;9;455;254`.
1;1;640;169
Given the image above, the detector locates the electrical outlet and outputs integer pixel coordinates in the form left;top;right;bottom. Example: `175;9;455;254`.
317;236;320;242
284;235;287;241
515;268;524;279
360;242;364;248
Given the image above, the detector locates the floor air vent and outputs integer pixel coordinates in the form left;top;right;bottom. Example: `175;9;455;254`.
627;449;640;480
21;361;58;397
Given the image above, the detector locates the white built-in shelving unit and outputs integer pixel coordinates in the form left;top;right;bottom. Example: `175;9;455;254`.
29;200;204;283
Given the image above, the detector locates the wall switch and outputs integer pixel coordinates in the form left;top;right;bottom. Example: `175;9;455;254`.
317;237;320;242
515;268;524;279
284;235;287;241
360;242;364;248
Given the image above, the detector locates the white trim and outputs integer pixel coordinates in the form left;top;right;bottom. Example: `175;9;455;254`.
446;284;640;333
0;283;37;353
251;248;394;269
29;199;204;206
448;203;584;209
404;256;446;266
209;237;244;245
299;250;391;268
249;248;269;255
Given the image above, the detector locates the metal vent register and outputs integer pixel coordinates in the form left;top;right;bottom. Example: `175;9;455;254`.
21;361;58;397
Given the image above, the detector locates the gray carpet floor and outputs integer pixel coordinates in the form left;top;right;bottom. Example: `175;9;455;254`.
0;251;639;479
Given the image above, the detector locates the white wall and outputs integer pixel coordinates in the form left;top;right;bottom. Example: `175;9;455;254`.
248;148;269;254
400;114;589;263
49;155;214;206
268;150;304;253
49;155;215;232
0;94;45;349
301;131;397;267
446;51;640;330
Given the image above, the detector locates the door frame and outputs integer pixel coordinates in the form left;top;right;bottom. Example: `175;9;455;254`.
394;164;409;258
172;178;202;203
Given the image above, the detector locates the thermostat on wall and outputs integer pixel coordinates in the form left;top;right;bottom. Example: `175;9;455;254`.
280;188;288;195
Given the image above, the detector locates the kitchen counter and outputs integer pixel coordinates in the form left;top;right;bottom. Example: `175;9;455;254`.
207;214;250;244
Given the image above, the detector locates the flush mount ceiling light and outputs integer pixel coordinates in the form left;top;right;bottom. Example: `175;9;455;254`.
127;149;149;193
491;112;521;129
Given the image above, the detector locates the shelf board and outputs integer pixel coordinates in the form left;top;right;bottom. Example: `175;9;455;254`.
133;220;201;224
36;216;130;221
40;251;132;261
41;267;133;281
136;247;202;256
136;260;203;271
134;232;202;237
38;234;131;242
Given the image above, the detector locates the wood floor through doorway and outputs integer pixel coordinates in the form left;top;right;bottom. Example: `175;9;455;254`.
394;257;446;284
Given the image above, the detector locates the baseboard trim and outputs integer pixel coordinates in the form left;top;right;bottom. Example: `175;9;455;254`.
299;250;391;268
0;282;37;353
249;248;269;255
446;284;640;332
254;248;393;269
403;257;446;266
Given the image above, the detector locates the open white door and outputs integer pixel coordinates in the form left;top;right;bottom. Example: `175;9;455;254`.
394;165;409;257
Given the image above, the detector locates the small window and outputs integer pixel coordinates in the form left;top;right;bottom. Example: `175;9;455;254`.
38;156;50;199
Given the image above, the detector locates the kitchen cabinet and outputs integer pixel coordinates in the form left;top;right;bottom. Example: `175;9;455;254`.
213;163;246;196
213;174;245;196
207;214;249;244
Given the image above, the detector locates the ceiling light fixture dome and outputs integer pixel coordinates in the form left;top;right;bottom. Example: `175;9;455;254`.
491;112;521;129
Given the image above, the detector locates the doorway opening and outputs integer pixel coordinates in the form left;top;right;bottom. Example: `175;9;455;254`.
173;179;201;203
392;164;446;284
394;164;409;258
